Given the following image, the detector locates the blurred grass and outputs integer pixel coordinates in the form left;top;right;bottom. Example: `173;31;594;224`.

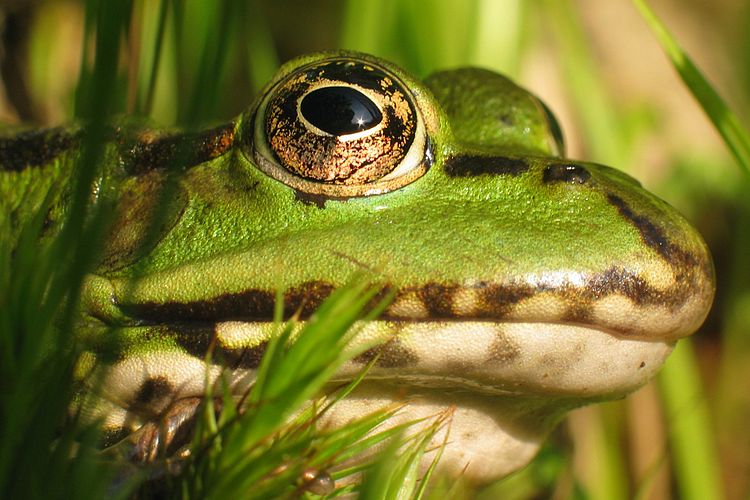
633;0;750;176
1;0;749;498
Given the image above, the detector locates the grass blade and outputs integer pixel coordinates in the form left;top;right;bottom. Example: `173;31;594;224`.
658;340;724;500
633;0;750;175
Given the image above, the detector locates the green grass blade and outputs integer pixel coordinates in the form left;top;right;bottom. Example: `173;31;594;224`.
543;0;631;166
658;340;724;500
241;0;279;96
633;0;750;175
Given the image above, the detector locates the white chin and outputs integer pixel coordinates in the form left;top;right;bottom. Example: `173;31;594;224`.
321;321;676;485
319;382;579;484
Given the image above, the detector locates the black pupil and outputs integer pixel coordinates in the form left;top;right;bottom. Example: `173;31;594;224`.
300;86;382;136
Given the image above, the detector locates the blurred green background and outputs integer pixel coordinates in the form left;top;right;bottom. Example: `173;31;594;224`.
1;1;748;498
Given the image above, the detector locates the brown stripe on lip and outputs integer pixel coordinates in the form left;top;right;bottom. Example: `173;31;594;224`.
443;155;529;177
117;265;698;328
118;281;335;324
0;126;80;171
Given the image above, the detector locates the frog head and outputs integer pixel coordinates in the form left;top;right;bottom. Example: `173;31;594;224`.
80;52;714;483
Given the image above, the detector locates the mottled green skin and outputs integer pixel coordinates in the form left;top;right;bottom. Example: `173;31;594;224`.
1;52;714;459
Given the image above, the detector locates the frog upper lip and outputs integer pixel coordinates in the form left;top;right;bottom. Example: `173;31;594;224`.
107;264;713;341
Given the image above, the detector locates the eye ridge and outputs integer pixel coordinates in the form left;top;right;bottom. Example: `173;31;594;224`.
300;86;383;136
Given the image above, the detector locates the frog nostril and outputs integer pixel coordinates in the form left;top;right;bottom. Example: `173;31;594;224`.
300;86;383;136
542;163;591;184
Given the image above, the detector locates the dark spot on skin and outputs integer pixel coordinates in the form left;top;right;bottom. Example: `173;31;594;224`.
478;283;537;318
416;283;459;317
443;155;529;177
121;290;275;323
150;325;268;370
606;193;696;267
98;171;188;271
294;190;351;208
295;191;328;208
639;361;646;369
487;329;521;364
0;126;80;171
353;336;418;368
118;122;236;175
537;343;584;377
542;163;590;184
562;303;593;323
134;376;174;405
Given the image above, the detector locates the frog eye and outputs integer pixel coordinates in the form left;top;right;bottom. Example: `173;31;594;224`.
249;57;430;197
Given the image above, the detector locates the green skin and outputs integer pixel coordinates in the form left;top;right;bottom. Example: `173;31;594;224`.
0;51;714;480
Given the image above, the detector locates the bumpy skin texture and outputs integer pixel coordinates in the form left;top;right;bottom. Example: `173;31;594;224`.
0;51;714;483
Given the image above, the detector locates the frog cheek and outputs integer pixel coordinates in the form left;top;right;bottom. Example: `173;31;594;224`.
241;56;433;198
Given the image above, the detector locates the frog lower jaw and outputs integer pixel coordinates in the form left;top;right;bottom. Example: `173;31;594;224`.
95;320;671;426
90;319;671;484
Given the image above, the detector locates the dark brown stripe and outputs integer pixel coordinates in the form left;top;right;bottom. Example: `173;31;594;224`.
118;122;236;175
542;163;590;184
606;193;697;267
443;155;529;177
120;281;335;324
0;126;80;171
123;289;276;323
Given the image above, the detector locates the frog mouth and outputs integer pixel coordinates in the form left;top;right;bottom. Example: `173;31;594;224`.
98;315;673;405
105;267;711;342
85;271;703;406
92;282;676;485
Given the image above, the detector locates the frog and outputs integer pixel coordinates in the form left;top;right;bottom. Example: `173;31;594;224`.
0;51;715;484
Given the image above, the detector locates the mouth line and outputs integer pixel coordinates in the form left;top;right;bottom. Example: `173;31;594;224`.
99;318;672;410
102;314;638;344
